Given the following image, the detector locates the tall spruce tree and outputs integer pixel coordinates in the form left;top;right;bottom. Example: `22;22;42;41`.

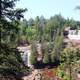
0;0;28;77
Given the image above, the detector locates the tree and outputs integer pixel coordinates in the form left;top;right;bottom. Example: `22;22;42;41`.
0;44;24;75
29;44;37;65
0;0;27;46
17;19;28;44
21;19;28;35
0;0;28;77
34;16;40;41
34;16;46;42
25;27;37;42
28;18;34;26
45;14;65;42
43;53;50;64
60;47;80;80
39;16;46;29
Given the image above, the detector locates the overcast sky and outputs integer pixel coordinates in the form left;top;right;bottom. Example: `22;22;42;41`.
16;0;80;21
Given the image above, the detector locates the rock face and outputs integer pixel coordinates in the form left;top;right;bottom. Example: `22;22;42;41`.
22;69;41;80
17;42;44;68
76;72;80;80
17;44;32;67
36;43;43;61
63;28;80;48
22;69;62;80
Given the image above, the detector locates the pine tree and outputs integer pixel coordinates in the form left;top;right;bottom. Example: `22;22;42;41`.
29;43;37;65
0;0;27;77
43;53;50;64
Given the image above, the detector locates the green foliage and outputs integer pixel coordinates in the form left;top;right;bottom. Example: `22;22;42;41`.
29;44;37;65
45;14;65;41
0;43;28;76
54;35;63;49
28;18;34;26
57;65;69;80
58;69;69;80
18;14;80;44
0;0;28;76
61;47;80;64
60;47;80;80
0;0;80;76
0;0;27;44
26;27;37;42
43;53;50;64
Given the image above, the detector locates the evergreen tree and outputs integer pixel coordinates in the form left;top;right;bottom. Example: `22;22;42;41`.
43;53;50;64
61;47;80;80
0;0;28;77
30;43;37;65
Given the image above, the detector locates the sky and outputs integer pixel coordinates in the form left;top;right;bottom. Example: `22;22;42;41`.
16;0;80;21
